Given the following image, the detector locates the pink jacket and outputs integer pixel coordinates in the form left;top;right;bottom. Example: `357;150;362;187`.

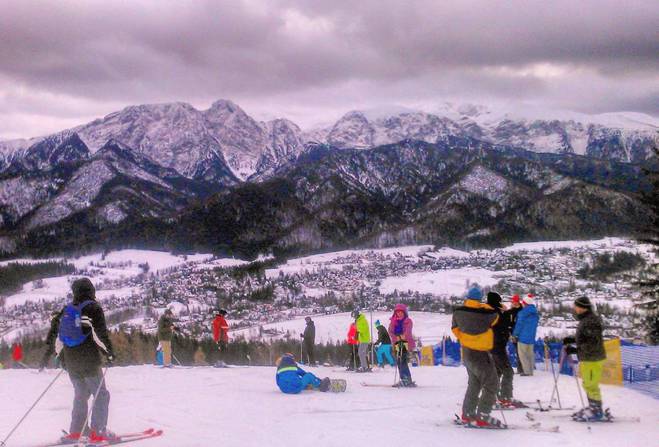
388;304;415;351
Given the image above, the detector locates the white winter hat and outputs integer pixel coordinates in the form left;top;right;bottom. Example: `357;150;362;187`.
523;294;535;305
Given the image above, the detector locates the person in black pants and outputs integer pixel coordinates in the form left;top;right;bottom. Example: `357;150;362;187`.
300;316;316;366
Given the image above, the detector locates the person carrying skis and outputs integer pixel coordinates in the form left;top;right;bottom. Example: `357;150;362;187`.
511;294;539;376
275;353;331;394
486;292;524;409
563;297;609;422
451;286;504;428
388;303;416;387
352;310;372;372
300;316;316;366
212;309;229;366
40;278;116;444
346;322;360;370
157;308;177;367
374;320;395;368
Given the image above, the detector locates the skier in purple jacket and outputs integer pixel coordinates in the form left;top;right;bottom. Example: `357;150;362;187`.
388;304;416;387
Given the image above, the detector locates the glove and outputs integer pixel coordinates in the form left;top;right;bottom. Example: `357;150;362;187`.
563;336;576;345
106;354;115;365
565;345;578;355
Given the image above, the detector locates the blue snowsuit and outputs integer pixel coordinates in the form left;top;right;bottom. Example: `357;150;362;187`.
276;355;321;394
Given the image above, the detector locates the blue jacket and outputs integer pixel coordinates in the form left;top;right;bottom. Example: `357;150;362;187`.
513;304;539;344
276;355;306;394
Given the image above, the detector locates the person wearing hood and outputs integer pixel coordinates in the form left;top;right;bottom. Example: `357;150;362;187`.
300;316;316;366
451;286;503;428
275;353;331;394
563;297;609;422
512;294;539;376
388;304;416;387
41;278;116;444
374;320;395;368
352;310;372;372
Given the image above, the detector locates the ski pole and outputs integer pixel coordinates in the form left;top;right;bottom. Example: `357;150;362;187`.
567;354;592;432
1;368;65;447
548;346;564;408
172;353;183;366
77;366;109;443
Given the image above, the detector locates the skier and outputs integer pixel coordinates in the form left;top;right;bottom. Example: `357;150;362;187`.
352;310;372;372
346;322;360;371
300;316;316;366
40;278;116;444
11;342;24;368
388;303;416;387
275;353;331;394
212;309;230;367
451;286;504;428
157;308;177;367
486;292;524;408
511;294;539;376
563;297;609;421
374;320;395;368
509;295;525;374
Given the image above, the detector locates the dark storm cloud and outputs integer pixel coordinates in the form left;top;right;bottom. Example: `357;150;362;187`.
0;0;657;138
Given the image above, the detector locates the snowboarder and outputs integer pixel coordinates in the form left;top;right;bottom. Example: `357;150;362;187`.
451;286;504;428
374;320;395;367
563;297;609;422
40;278;116;444
353;310;371;372
212;309;230;367
157;308;177;367
346;322;360;370
300;316;316;366
512;294;539;376
275;353;331;394
388;304;416;387
487;292;524;408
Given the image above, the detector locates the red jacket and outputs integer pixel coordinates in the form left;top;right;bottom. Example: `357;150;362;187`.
346;323;359;345
213;316;229;343
12;343;23;362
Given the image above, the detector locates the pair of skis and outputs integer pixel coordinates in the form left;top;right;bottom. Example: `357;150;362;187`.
32;428;163;447
526;411;641;423
448;414;560;433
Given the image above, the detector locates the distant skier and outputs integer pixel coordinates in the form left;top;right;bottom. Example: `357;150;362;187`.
212;309;230;367
11;342;24;368
374;320;395;368
563;297;609;422
40;278;116;444
388;304;416;387
346;321;360;370
157;308;177;367
486;292;524;408
352;310;371;372
275;353;331;394
451;286;504;428
300;316;316;366
511;294;539;376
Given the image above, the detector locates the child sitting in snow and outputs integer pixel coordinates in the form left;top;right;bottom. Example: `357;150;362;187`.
276;353;330;394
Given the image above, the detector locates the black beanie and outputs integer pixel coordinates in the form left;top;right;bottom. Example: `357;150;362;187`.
71;277;95;302
574;296;592;309
487;292;502;309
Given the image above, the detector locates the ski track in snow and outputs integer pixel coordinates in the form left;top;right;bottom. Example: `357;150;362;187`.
0;366;656;447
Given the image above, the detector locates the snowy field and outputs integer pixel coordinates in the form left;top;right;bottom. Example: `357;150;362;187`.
377;267;505;295
0;365;657;447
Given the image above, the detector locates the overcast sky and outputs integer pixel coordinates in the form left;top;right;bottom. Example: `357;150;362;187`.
0;0;657;139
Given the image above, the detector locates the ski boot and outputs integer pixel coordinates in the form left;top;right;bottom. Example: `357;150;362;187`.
468;413;507;429
496;398;528;409
392;377;417;388
88;429;119;445
59;432;83;445
572;400;609;422
319;377;331;392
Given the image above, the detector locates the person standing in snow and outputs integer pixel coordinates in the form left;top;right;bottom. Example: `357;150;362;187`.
508;295;525;374
11;342;24;368
275;353;331;394
212;309;230;366
40;278;116;444
157;308;177;367
451;286;503;428
511;294;539;376
346;322;360;371
352;310;372;372
374;320;395;368
300;316;316;366
388;304;416;387
563;297;609;421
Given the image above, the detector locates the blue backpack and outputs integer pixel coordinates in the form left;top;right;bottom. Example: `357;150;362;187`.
58;300;94;347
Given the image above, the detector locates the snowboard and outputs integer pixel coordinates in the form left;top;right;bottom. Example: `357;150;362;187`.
328;379;347;393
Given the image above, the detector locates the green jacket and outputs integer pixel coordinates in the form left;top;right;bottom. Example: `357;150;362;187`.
355;314;371;343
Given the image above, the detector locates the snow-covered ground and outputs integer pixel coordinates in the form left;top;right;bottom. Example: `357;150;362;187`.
378;267;504;295
0;365;656;447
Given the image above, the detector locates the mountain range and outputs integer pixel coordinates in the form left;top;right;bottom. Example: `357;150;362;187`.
0;100;656;258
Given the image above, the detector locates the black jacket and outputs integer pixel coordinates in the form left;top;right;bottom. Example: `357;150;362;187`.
575;310;606;362
303;321;315;344
44;297;114;377
492;308;514;355
376;325;392;345
157;314;176;341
